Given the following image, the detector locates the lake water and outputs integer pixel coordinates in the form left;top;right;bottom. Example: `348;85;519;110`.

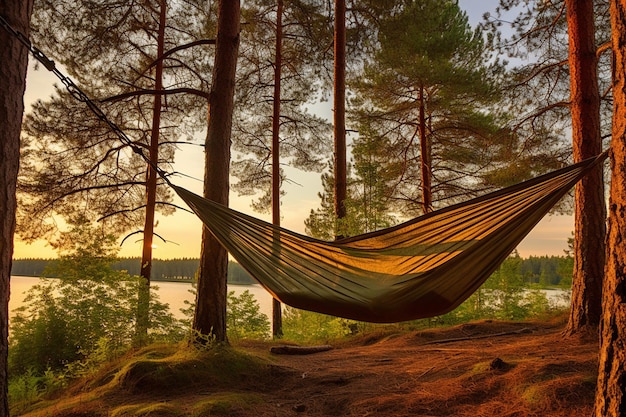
9;276;275;320
8;276;570;323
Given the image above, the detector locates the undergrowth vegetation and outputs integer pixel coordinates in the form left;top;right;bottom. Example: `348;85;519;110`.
7;223;572;414
12;342;275;416
10;318;596;417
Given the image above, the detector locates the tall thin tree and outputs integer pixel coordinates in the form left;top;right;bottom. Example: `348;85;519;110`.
21;0;215;252
193;0;241;343
136;0;168;345
0;2;34;414
334;0;347;238
564;0;606;336
487;0;611;335
230;0;331;210
271;0;284;338
23;0;212;344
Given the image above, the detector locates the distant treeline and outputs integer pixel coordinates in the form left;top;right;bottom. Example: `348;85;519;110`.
12;255;574;287
518;255;573;287
10;258;258;285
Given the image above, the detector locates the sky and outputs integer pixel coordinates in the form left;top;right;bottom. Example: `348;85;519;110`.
12;1;575;260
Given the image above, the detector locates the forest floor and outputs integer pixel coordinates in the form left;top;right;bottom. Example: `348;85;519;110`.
16;316;599;417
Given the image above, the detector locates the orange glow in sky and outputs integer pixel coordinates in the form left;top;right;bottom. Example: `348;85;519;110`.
13;0;576;261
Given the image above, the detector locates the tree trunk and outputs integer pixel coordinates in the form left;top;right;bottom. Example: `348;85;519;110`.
193;0;240;344
136;0;167;346
564;0;606;336
271;0;284;338
333;0;347;238
594;2;626;413
418;85;431;213
0;3;34;415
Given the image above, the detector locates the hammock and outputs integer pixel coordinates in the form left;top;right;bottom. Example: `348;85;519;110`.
173;153;607;323
0;16;605;321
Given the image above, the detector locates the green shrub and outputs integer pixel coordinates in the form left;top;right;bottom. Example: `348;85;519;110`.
181;285;271;341
8;368;65;415
226;290;270;341
9;219;185;378
282;306;352;342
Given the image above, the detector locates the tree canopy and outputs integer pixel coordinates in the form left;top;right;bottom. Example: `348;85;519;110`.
351;0;517;215
19;0;215;241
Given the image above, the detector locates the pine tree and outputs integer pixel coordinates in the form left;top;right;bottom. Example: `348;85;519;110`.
305;145;398;240
564;0;606;335
194;0;240;344
23;0;217;343
230;0;332;212
351;0;512;216
487;0;610;335
22;0;214;239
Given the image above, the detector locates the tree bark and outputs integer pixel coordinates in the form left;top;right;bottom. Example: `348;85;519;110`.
418;85;432;213
333;0;347;238
564;0;606;336
136;0;167;346
595;2;626;413
193;0;240;344
0;3;34;415
271;0;284;338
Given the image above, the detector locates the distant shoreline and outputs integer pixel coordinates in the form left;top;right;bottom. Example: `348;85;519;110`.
10;257;259;285
9;274;259;286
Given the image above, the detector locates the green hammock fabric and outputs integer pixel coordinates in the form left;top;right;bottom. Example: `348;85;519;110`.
174;153;606;323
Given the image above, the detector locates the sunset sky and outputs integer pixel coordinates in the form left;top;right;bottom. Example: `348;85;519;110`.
13;1;577;260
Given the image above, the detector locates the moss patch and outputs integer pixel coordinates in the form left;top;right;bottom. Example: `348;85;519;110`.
191;392;264;416
110;402;183;417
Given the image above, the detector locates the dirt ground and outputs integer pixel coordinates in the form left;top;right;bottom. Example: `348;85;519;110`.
240;319;598;417
20;317;599;417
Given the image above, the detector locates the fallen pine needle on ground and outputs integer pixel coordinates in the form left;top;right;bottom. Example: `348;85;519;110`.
15;316;598;417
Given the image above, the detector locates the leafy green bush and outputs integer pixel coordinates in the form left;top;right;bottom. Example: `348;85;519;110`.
8;367;66;415
431;253;566;326
226;290;270;341
9;219;185;377
181;285;271;341
282;306;352;342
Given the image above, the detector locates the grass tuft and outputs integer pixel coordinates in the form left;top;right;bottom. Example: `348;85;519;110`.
110;402;183;417
16;343;274;417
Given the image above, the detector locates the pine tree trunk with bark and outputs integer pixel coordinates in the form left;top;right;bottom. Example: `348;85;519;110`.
418;85;431;214
193;0;240;344
271;0;284;338
137;0;167;346
0;3;34;414
565;0;606;336
333;0;347;238
594;2;626;414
